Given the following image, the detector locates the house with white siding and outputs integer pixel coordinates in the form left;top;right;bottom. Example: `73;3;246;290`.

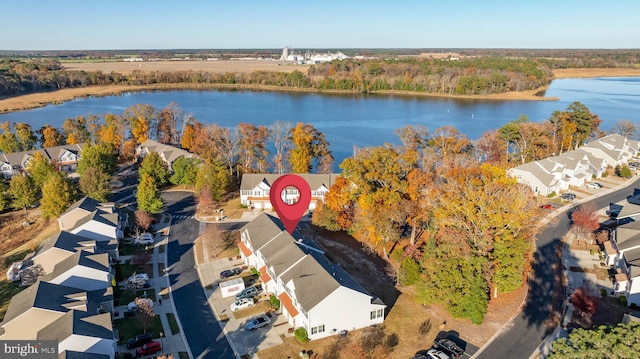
239;173;340;210
238;213;385;340
0;143;84;179
508;134;637;196
42;251;112;291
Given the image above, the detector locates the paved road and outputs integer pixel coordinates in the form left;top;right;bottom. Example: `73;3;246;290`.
163;191;236;359
476;177;640;359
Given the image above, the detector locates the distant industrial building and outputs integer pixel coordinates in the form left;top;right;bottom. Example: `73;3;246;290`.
280;47;348;64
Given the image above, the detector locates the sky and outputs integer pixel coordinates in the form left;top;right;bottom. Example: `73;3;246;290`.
2;0;640;50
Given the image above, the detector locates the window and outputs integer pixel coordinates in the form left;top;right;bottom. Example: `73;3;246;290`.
311;325;325;335
370;309;383;320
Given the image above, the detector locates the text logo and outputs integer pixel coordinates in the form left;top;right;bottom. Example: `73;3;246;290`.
1;341;57;358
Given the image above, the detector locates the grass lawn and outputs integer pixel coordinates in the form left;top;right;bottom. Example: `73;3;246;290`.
120;243;154;256
119;260;154;281
0;280;27;322
179;352;189;359
166;313;180;335
114;315;163;343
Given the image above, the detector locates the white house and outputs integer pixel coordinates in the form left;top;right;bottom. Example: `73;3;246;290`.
42;251;112;291
508;134;637;196
0;281;113;340
0;143;84;179
239;213;386;339
239;173;340;210
31;231;97;274
37;310;116;359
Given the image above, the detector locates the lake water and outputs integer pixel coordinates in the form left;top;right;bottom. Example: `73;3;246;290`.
1;77;639;164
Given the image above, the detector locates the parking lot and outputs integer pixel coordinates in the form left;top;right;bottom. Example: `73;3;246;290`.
197;255;294;358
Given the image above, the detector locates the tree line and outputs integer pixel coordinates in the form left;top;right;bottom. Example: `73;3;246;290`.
1;57;554;97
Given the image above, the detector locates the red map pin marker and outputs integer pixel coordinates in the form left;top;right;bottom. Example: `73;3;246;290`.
269;174;311;234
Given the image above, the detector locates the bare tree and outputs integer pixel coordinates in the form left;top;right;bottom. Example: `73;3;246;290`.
270;120;292;174
134;297;156;333
135;210;154;232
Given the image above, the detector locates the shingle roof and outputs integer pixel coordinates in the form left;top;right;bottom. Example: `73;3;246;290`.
42;251;110;283
36;231;95;255
37;311;113;342
240;213;287;250
62;197;102;216
72;209;118;230
260;233;307;277
240;173;341;191
616;221;640;251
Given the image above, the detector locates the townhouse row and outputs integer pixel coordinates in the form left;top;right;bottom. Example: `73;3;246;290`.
508;134;639;196
2;197;127;358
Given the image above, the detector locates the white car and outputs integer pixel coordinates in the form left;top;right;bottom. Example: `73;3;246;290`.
134;233;154;245
127;273;149;283
230;298;254;312
586;182;603;189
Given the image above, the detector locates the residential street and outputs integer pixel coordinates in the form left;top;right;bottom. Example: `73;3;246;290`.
475;176;640;359
163;191;237;359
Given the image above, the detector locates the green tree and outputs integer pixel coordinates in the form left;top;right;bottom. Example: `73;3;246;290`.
0;180;10;211
9;175;38;210
565;101;600;148
0;121;20;153
549;322;640;359
13;122;37;151
170;157;200;187
79;167;111;202
41;172;77;218
139;152;169;186
77;142;117;176
195;161;230;202
27;151;56;188
137;173;163;213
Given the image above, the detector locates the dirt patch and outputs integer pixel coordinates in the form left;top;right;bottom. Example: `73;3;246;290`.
0;209;58;270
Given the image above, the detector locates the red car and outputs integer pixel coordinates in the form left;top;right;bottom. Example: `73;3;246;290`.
136;341;161;357
540;204;555;210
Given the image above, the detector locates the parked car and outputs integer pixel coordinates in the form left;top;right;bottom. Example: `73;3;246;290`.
235;286;260;300
220;267;242;279
413;349;450;359
127;273;149;283
127;332;152;349
560;193;576;201
540;204;555;210
433;338;464;358
134;233;154;245
230;298;254;311
586;182;603;189
136;341;161;357
245;314;271;330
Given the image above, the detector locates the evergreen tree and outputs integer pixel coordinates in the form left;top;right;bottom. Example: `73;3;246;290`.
137;173;163;212
0;180;10;211
27;151;56;188
550;322;640;358
77;142;117;176
41;172;77;218
79;167;111;202
170;157;200;187
195;161;230;202
139;152;170;186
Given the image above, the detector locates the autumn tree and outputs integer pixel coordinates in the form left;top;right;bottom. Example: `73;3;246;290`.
27;151;56;188
237;123;270;173
0;121;20;153
77;142;117;176
569;286;599;318
181;120;202;152
124;104;156;144
549;322;640;359
131;250;152;269
0;180;10;211
157;102;184;145
610;120;638;139
37;124;64;148
170;157;200;187
197;185;216;214
270;120;292;174
13;122;37;151
133;297;156;334
79;167;110;202
312;176;356;231
41;172;77;218
139;152;169;186
571;203;600;244
9;175;38;210
475;129;505;164
135;210;154;232
394;125;428;160
97;114;125;154
429;125;471;158
136;173;163;213
62;115;93;144
288;122;333;173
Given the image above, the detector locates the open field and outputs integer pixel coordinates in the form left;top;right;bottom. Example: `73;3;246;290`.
62;59;309;75
553;68;640;78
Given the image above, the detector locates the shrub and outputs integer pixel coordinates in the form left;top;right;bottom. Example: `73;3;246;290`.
619;295;628;306
547;191;556;198
399;257;421;285
269;294;281;310
602;171;609;178
619;166;632;179
600;288;607;297
294;327;309;343
250;267;259;276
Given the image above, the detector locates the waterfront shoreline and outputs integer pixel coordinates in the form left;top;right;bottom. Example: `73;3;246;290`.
1;67;639;114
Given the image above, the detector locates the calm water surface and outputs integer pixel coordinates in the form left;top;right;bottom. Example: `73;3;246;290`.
1;77;639;164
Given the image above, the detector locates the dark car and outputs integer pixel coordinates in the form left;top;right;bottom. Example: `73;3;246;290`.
433;338;464;357
126;332;152;349
220;267;242;279
560;193;576;201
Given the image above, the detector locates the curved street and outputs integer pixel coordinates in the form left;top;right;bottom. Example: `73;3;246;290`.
476;176;640;359
163;191;236;359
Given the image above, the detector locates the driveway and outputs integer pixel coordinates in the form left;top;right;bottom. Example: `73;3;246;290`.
163;191;236;359
475;176;640;359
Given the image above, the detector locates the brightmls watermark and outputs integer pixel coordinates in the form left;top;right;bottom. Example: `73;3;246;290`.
1;341;57;358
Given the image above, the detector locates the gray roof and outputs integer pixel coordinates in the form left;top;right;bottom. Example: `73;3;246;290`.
240;173;341;191
241;213;288;250
59;351;111;359
2;282;99;325
42;251;110;283
616;221;640;251
512;161;558;187
62;197;102;216
36;231;95;255
72;209;118;230
260;233;307;277
139;139;196;164
37;311;113;341
624;247;640;278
